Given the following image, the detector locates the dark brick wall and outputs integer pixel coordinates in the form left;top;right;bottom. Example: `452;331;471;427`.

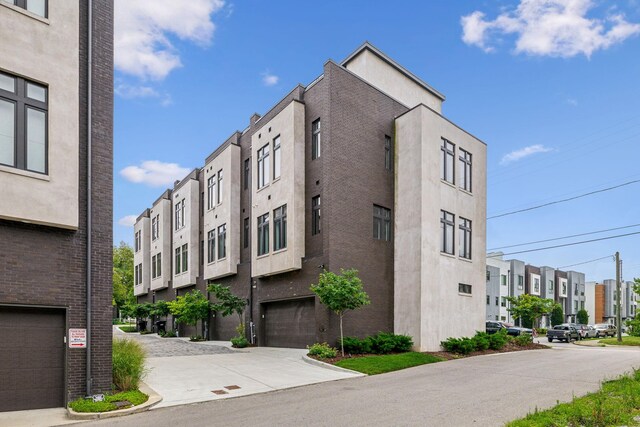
0;0;113;402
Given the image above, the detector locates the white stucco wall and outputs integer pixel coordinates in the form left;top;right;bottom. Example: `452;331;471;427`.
251;101;306;277
172;177;200;289
150;197;172;291
394;105;487;351
585;281;596;324
203;143;241;281
133;216;150;296
0;1;80;229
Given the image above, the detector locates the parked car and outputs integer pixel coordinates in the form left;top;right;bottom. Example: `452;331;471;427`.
507;326;533;337
547;325;579;342
486;321;508;334
574;324;597;339
594;323;617;338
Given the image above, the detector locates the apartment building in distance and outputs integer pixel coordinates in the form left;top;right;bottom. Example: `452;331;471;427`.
135;42;487;351
586;280;637;325
0;0;113;412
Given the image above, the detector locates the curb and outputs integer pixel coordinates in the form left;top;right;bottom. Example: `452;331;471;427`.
66;382;162;420
301;354;366;376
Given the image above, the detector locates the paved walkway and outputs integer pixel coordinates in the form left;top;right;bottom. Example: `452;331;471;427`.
116;330;234;357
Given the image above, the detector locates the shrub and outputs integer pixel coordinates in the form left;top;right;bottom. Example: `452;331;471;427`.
112;338;146;392
139;330;153;335
440;337;476;355
369;332;396;354
341;336;370;354
537;328;547;335
162;330;177;338
391;334;413;352
514;333;533;346
189;335;205;342
231;336;249;348
307;342;338;359
488;329;509;350
472;332;490;351
342;333;413;355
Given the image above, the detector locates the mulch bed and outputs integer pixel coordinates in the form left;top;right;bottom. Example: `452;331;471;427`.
311;341;549;364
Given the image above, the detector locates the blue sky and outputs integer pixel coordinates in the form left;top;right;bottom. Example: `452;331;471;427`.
113;0;640;282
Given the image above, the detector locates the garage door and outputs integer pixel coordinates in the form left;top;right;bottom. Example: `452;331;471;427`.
0;307;65;412
263;298;315;348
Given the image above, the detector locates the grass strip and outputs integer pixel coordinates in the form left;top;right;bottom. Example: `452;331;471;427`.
335;352;443;375
600;336;640;346
118;325;138;333
507;369;640;426
68;390;148;413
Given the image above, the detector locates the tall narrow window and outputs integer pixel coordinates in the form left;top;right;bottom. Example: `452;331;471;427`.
441;139;455;184
134;231;141;252
156;252;161;278
548;280;554;292
534;278;540;293
217;169;223;204
440;210;454;254
0;72;48;173
244;158;250;190
518;275;524;290
459;148;472;192
384;135;392;171
151;215;158;240
174;199;185;229
218;224;227;259
151;255;157;279
175;201;180;230
312;119;321;160
257;143;270;189
181;243;188;272
244;217;250;248
257;213;269;256
175;248;181;274
459;217;472;259
373;205;391;241
273;136;281;179
207;230;215;263
273;205;287;251
207;176;215;210
180;199;185;228
312;196;321;235
500;275;507;286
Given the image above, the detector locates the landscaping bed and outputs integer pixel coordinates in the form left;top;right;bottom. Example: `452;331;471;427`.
68;390;148;413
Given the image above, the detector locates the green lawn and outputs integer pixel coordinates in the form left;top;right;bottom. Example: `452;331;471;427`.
68;390;148;413
118;325;138;333
335;352;443;375
600;336;640;346
507;369;640;426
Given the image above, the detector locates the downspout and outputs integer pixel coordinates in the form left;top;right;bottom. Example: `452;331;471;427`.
86;0;93;397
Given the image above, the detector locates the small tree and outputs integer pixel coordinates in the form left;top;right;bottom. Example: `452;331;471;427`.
168;290;211;338
576;309;589;325
131;303;153;331
150;300;171;319
550;303;564;326
207;284;247;344
505;294;554;329
310;269;370;357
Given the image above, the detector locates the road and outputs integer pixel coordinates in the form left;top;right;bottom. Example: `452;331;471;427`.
84;344;639;427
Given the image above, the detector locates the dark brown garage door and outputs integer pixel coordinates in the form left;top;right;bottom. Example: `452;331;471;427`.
263;298;315;348
0;307;65;412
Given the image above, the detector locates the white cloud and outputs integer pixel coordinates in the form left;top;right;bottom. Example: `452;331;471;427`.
115;83;173;106
262;71;279;86
461;0;640;57
500;144;553;165
566;98;579;106
114;0;225;80
118;215;138;227
120;160;191;187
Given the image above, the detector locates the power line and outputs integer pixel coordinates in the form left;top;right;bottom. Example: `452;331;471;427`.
557;255;614;269
486;231;640;257
487;179;640;220
487;223;640;251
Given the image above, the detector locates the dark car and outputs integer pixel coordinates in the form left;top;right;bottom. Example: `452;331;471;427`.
507;326;533;337
486;321;508;334
547;325;579;342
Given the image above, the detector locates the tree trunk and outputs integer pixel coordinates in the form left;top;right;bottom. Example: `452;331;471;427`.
339;313;344;357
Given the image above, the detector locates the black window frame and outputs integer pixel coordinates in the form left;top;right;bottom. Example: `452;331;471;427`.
217;169;223;205
7;0;48;18
0;71;48;174
311;195;321;235
175;247;181;274
244;158;250;190
273;135;281;180
441;138;455;184
257;143;270;189
459;283;472;295
156;252;161;278
459;217;472;259
207;175;215;210
440;210;454;254
384;135;392;171
518;275;524;290
459;148;472;192
243;217;250;248
312;118;321;160
151;254;157;279
373;204;391;241
181;243;188;273
218;224;226;259
257;213;269;256
207;229;215;264
273;204;287;251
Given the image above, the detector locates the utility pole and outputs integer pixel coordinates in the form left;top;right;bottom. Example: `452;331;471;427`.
616;251;622;343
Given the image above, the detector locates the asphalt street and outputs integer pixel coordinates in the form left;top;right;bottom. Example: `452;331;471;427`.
83;343;640;427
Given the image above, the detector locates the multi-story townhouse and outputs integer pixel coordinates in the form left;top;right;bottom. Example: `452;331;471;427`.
133;209;151;298
582;280;636;326
149;190;173;295
585;281;597;323
565;271;586;322
625;281;637;320
509;259;526;301
486;253;511;322
134;42;487;351
0;0;113;412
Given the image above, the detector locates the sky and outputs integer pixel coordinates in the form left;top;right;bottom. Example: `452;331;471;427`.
112;0;640;283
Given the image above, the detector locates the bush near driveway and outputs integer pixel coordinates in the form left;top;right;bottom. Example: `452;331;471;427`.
335;352;443;375
68;390;148;413
112;338;146;391
341;333;413;355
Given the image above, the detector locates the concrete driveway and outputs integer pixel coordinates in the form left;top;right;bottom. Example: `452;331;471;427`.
114;328;362;408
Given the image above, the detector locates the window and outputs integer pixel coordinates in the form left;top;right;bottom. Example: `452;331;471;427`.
0;71;48;173
459;283;472;295
244;158;250;190
175;247;181;274
575;301;578;311
486;295;490;305
500;275;507;286
217;169;223;204
243;217;250;249
534;277;540;293
562;282;567;295
135;264;142;285
257;143;270;189
459;148;472;192
441;139;454;184
151;255;157;279
218;224;226;259
152;215;160;241
257;213;269;256
207;230;215;263
501;297;506;307
156;252;161;278
174;199;185;230
440;210;454;254
459;217;472;259
495;296;499;306
200;240;204;265
312;195;321;235
548;280;554;292
6;0;47;17
134;230;141;252
181;244;188;272
312;119;321;159
207;176;215;210
273;136;281;179
373;205;391;241
518;275;524;290
273;205;287;251
384;135;392;171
